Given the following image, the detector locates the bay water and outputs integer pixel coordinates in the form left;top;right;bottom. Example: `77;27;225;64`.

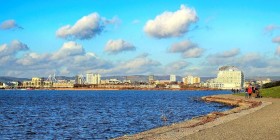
0;90;232;139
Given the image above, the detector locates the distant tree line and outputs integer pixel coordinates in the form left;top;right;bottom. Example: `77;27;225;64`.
262;81;280;88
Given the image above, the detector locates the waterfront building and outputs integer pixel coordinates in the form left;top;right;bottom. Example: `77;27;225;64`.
170;75;176;82
256;78;271;85
75;75;85;84
148;75;154;83
182;75;201;85
23;77;45;88
43;81;53;88
53;81;74;88
155;80;170;84
122;80;131;84
108;79;121;84
206;66;244;89
0;82;6;88
126;76;147;83
86;73;101;85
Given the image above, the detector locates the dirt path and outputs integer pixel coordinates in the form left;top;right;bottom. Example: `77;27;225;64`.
183;95;280;140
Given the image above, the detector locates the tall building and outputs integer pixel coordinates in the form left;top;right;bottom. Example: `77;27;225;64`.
86;73;101;85
148;75;154;83
182;75;200;84
75;75;85;84
170;74;176;82
206;66;244;89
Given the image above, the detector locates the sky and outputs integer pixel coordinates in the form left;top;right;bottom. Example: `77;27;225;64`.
1;0;280;78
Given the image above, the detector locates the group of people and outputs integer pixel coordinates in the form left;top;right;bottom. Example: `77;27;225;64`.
245;85;262;98
231;88;241;93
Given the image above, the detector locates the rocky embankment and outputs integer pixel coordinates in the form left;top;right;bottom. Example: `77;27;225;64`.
114;95;264;140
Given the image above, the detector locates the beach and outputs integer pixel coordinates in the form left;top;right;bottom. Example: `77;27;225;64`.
114;94;280;140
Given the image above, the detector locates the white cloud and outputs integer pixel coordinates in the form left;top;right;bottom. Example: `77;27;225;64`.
276;46;280;56
206;52;269;72
0;19;22;30
102;54;161;75
264;24;279;33
169;40;195;52
217;48;240;58
272;36;280;43
0;40;28;57
103;16;121;25
169;40;204;58
165;60;189;74
16;53;50;66
1;41;112;77
52;41;85;59
144;4;198;38
56;13;105;40
104;39;136;54
182;47;204;58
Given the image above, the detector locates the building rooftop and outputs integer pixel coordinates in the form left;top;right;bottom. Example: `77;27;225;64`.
219;66;240;71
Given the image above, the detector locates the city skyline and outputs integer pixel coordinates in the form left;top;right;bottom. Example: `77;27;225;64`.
1;0;280;78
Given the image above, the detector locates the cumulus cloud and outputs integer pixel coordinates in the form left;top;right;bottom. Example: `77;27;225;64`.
16;52;51;66
144;4;198;38
264;24;279;33
216;48;240;58
239;53;268;68
165;60;189;74
0;41;113;77
272;36;280;43
206;48;240;66
103;16;121;25
0;40;28;57
104;39;136;54
0;19;23;30
52;41;85;59
206;52;269;71
169;40;204;58
102;54;161;75
56;13;111;40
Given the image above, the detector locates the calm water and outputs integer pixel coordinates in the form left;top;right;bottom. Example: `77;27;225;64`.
0;90;232;139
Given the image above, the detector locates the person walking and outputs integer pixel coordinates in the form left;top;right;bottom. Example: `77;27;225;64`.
247;85;253;98
245;87;249;98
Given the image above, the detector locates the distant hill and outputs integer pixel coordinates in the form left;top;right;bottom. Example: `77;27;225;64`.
246;76;280;82
0;76;30;83
1;75;279;83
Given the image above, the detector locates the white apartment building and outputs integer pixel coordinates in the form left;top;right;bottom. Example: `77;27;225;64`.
170;74;176;82
182;75;201;84
206;66;244;89
86;73;101;85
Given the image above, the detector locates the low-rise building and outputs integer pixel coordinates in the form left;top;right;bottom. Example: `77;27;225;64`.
53;81;74;88
23;77;44;88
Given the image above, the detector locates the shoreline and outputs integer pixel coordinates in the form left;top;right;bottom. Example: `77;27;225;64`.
113;94;273;139
3;87;221;91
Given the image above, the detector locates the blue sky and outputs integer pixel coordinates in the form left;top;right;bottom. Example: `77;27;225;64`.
1;0;280;78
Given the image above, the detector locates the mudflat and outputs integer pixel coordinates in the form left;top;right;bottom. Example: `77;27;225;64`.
114;94;280;140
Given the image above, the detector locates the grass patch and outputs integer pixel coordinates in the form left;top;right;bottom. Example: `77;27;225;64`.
233;86;280;98
260;86;280;98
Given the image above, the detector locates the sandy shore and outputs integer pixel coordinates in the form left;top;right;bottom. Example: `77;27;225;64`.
114;94;280;140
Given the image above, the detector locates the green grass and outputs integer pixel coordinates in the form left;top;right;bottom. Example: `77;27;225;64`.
233;86;280;98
